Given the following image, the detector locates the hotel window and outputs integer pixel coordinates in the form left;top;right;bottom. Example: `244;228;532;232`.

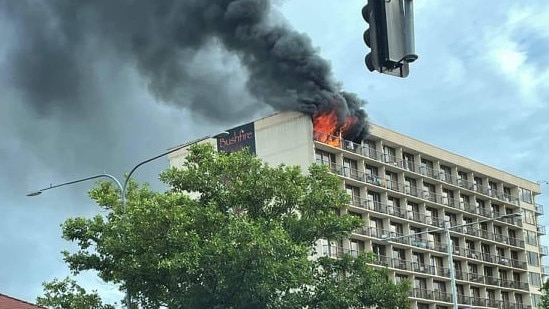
488;181;497;196
501;291;509;303
514;294;523;306
466;241;477;258
524;210;535;225
442;188;453;205
520;188;532;203
439;165;452;182
422;182;435;201
473;176;482;190
369;218;383;237
491;203;501;216
530;272;542;287
420;158;433;176
481;244;491;260
364;139;377;159
484;266;493;278
414;277;427;291
315;149;335;167
499;269;508;282
425;207;438;225
486;290;496;302
460;194;470;208
387;196;400;214
433;280;446;296
525;230;537;245
503;186;512;201
402;152;415;171
470;287;480;299
431;256;443;275
382;145;396;163
372;244;386;258
390;222;403;237
365;164;378;184
412;252;425;270
444;212;457;226
404;177;417;195
349;240;363;257
451;236;460;252
476;199;489;216
527;251;540;266
457;171;468;187
343;157;358;179
385;171;398;190
367;191;381;210
345;185;361;207
407;202;419;220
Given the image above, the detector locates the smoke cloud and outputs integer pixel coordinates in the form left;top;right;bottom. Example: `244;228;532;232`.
4;0;368;141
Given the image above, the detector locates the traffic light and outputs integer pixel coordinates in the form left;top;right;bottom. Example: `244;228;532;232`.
362;0;418;78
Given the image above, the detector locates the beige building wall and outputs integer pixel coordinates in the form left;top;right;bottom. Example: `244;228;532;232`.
167;111;546;309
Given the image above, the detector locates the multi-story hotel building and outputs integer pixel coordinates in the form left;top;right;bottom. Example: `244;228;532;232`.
168;111;546;309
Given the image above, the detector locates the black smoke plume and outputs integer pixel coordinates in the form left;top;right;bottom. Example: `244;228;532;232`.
4;0;369;141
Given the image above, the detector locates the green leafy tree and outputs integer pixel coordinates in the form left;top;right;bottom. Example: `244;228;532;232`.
540;278;549;309
41;143;410;308
36;277;115;309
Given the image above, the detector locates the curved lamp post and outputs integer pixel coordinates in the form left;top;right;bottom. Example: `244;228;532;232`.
26;131;228;308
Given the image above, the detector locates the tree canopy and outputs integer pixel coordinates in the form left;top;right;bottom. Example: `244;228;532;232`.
39;143;410;308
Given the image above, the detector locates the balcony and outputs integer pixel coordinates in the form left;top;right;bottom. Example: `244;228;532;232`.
540;245;549;256
510;258;528;270
509;237;525;248
467;272;485;284
535;203;544;215
409;288;433;300
542;265;549;276
538;225;546;235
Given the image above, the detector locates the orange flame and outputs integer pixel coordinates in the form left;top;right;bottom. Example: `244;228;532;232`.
313;110;355;147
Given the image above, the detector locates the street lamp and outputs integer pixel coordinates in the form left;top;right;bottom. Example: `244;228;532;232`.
380;212;522;309
26;131;229;309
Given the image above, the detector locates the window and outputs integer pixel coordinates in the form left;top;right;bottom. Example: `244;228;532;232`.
367;191;381;210
420;158;433;176
488;181;497;196
527;251;540;266
503;186;512;201
372;243;386;257
473;176;483;192
520;188;532;203
433;280;446;297
524;210;535;225
369;217;383;237
531;294;541;307
395;274;408;284
385;171;398;190
442;188;454;205
525;230;537;245
422;182;435;201
349;240;363;257
412;252;425;270
402;152;415;171
414;277;427;290
387;196;400;214
445;212;457;226
404;177;417;196
457;171;468;187
460;194;470;209
343;157;358;179
501;291;509;302
530;272;542;287
383;145;396;163
470;287;480;299
390;222;403;237
514;293;523;305
315;149;335;167
345;185;361;207
364;139;377;159
431;256;443;275
407;202;419;220
439;165;452;182
365;164;378;184
425;207;438;225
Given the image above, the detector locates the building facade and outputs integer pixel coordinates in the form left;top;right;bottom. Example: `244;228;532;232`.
168;111;546;309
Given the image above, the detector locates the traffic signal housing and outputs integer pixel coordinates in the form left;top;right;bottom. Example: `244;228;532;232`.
363;0;418;78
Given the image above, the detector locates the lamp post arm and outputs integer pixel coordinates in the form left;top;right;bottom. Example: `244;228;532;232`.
121;135;215;200
30;174;123;196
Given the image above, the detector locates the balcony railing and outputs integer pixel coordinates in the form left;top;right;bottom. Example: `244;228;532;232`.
314;134;523;220
540;245;549;256
536;203;544;215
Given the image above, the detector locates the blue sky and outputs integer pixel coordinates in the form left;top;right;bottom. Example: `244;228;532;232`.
1;0;548;305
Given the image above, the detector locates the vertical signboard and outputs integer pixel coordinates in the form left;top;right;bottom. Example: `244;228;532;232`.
216;122;256;154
